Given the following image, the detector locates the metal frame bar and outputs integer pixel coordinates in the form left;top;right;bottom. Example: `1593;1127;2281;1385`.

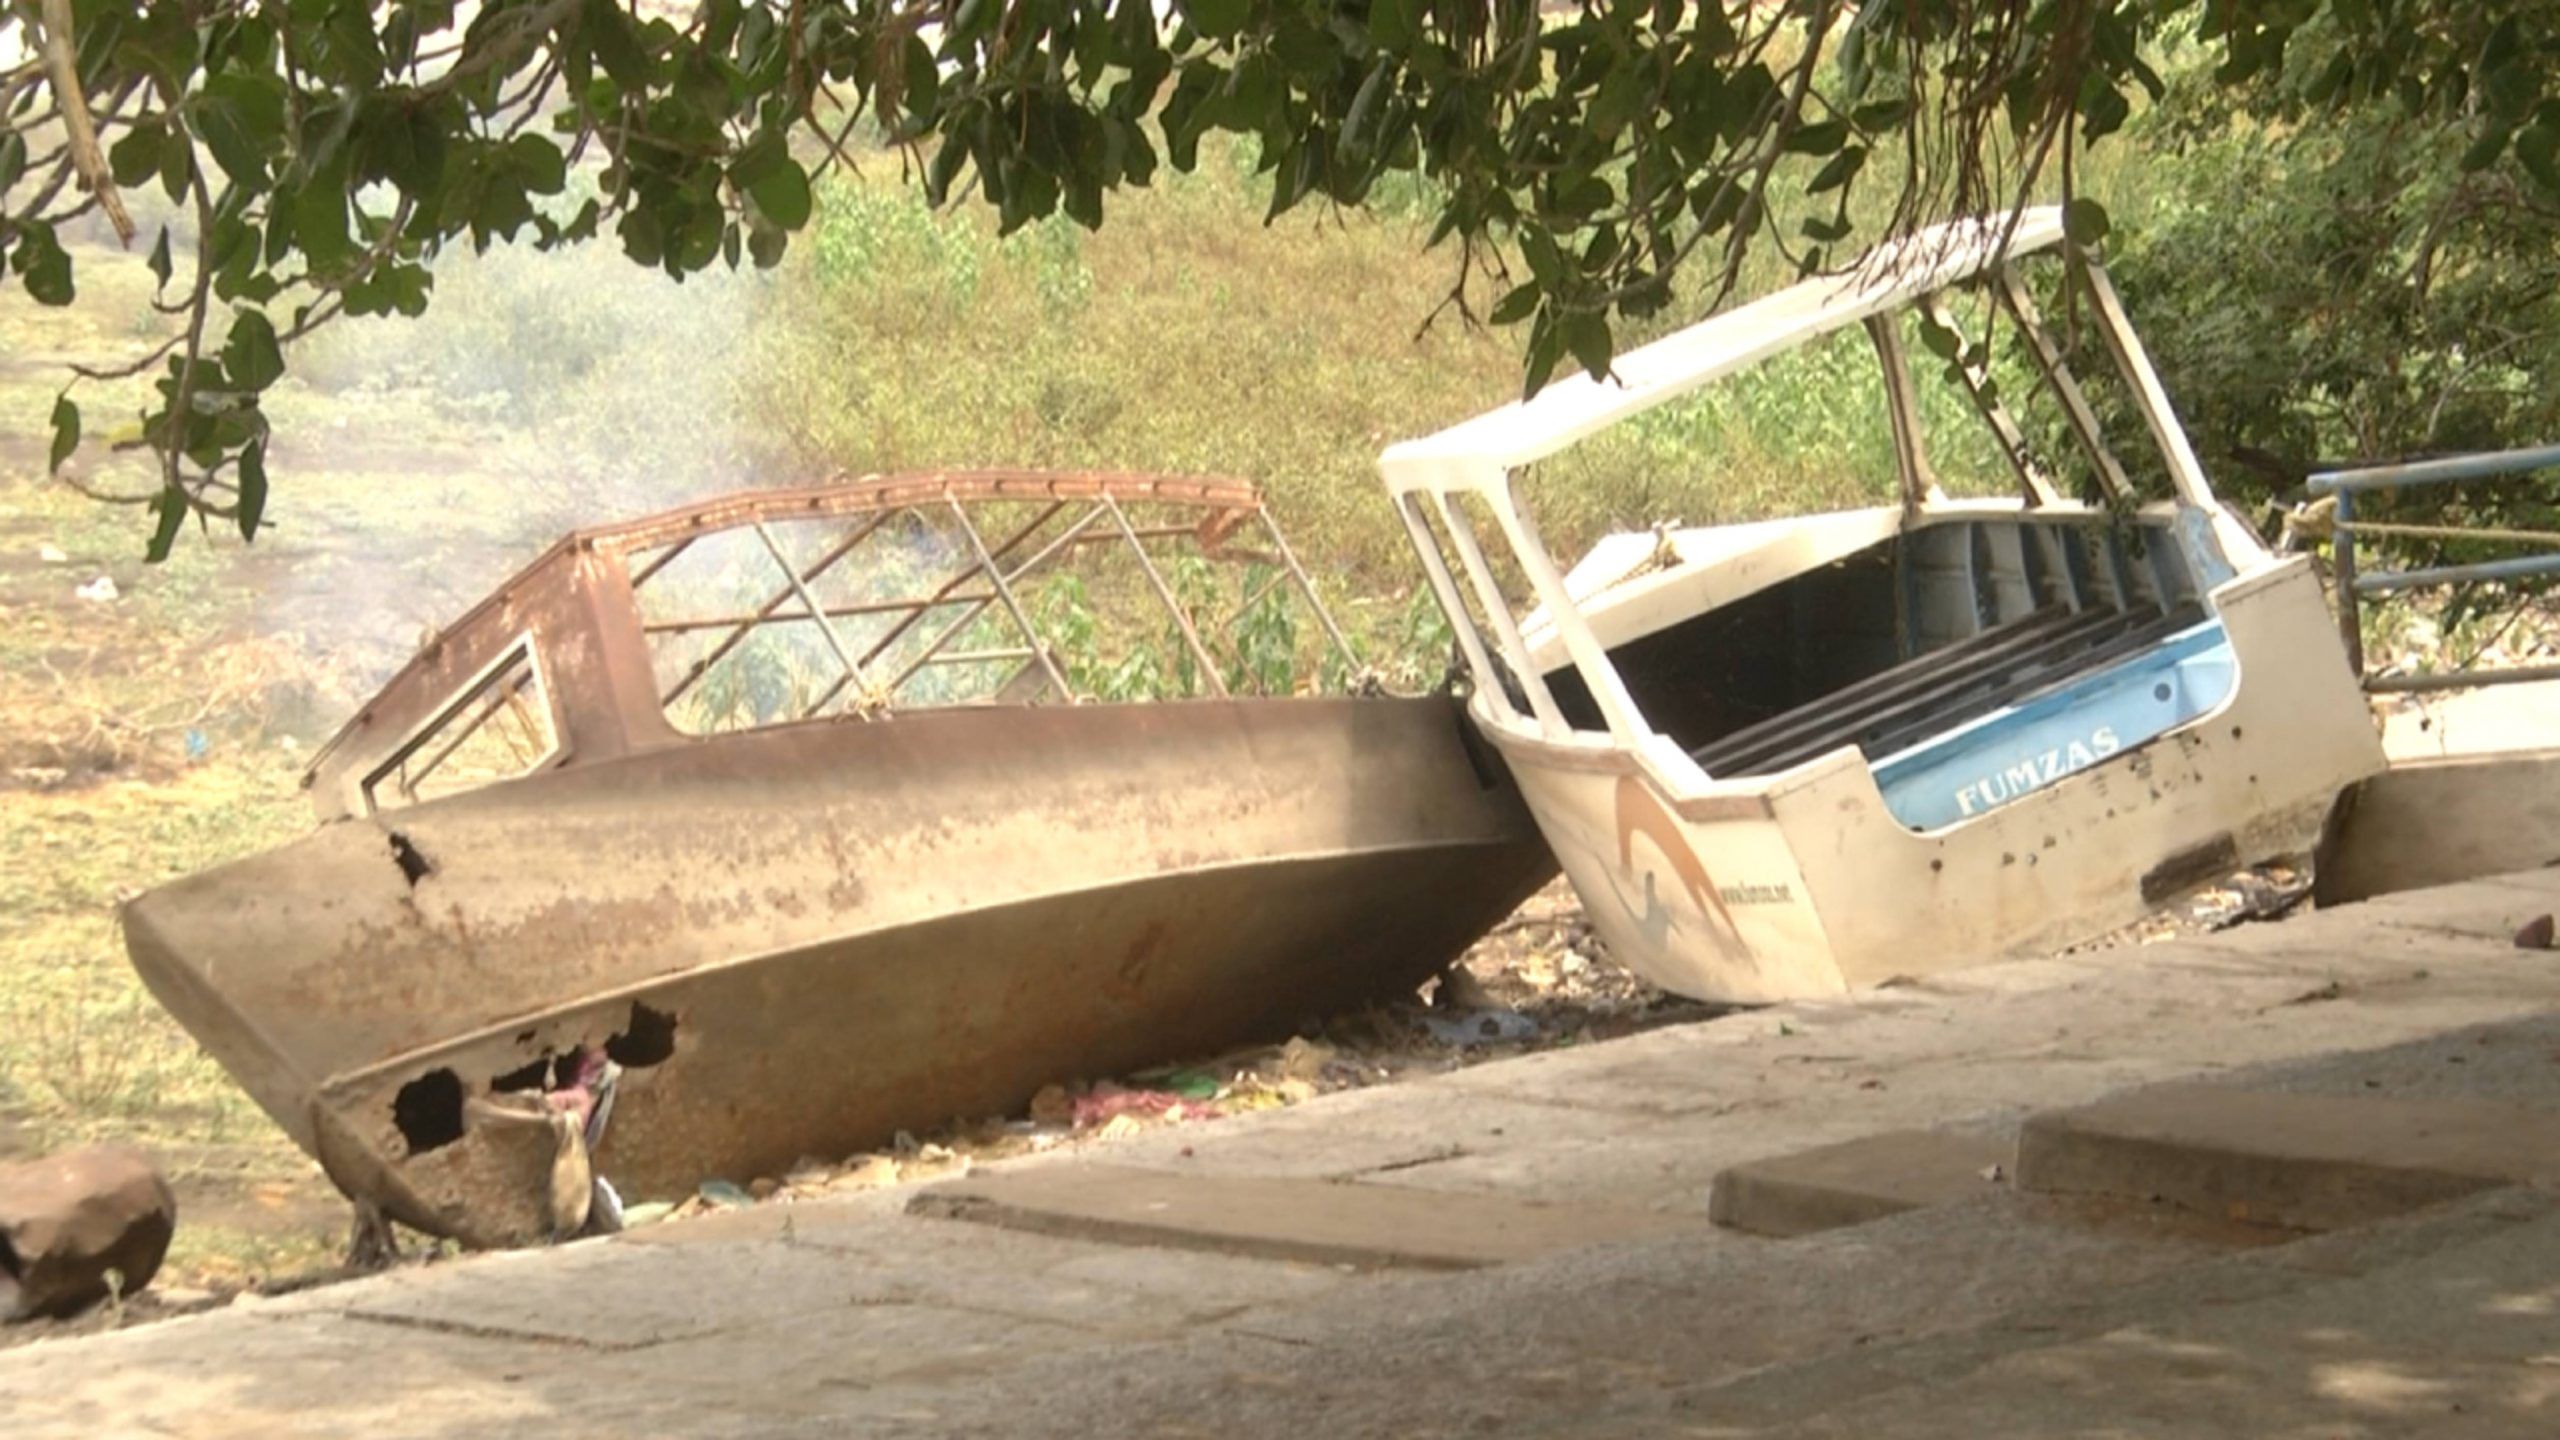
2307;443;2560;691
753;521;882;719
1919;290;2061;507
1864;312;1941;517
1395;494;1521;726
1102;494;1230;697
1434;493;1572;738
865;505;1107;703
1252;509;1364;679
1995;263;2135;503
946;497;1077;702
661;508;900;706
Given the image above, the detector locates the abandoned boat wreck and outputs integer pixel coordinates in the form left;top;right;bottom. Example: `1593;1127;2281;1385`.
1382;207;2386;1004
122;472;1554;1247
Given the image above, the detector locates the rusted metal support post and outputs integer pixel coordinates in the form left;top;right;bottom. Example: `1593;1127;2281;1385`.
753;521;882;718
946;499;1076;701
1252;510;1364;679
1102;494;1230;697
663;509;899;706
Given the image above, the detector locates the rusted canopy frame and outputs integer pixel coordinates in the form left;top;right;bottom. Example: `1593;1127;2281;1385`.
1102;494;1231;698
388;664;542;805
818;502;1095;712
874;504;1104;700
656;507;902;707
751;520;886;720
942;498;1077;700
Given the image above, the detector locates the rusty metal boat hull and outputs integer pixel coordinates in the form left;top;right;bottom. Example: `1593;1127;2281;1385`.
124;697;1553;1246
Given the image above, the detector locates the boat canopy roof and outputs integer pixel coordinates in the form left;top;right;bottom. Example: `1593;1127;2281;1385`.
1380;206;2067;492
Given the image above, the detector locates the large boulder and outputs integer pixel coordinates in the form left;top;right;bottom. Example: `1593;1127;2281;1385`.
0;1146;176;1322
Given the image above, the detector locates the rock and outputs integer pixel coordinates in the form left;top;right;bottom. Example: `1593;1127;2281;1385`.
2514;914;2554;950
0;1146;176;1322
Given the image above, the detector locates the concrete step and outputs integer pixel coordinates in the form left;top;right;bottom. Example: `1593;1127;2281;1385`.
2017;1085;2560;1231
912;1162;1712;1270
1708;1130;2010;1237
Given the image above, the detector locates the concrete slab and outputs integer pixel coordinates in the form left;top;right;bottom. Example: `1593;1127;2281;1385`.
2318;750;2560;904
911;1163;1712;1270
2016;1085;2560;1231
1709;1130;2011;1237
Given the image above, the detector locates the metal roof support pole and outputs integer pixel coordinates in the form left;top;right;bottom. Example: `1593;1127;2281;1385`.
663;508;902;706
1919;291;2062;507
946;498;1077;701
1483;483;1651;748
1251;509;1364;680
865;506;1113;701
2078;259;2220;508
1864;313;1943;521
849;501;1068;675
1432;491;1573;739
753;521;884;718
1101;494;1230;697
1994;263;2135;503
1393;494;1523;728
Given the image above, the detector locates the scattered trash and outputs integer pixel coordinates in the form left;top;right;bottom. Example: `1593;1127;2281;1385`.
2517;914;2555;950
1421;1008;1539;1047
37;543;68;565
1979;1164;2006;1184
1071;1085;1220;1128
560;881;1724;1240
183;729;210;762
74;575;117;603
0;1146;176;1323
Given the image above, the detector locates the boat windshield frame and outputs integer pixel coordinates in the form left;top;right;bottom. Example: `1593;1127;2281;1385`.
301;472;1369;821
1379;206;2233;765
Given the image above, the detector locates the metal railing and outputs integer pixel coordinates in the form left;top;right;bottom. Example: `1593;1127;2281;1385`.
2309;441;2560;693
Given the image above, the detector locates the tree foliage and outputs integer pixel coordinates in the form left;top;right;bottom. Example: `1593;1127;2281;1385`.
5;0;2558;555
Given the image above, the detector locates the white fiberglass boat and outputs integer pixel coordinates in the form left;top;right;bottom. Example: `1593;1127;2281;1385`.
1381;208;2384;1003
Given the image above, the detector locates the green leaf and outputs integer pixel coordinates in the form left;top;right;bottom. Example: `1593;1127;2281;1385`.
1784;120;1849;155
17;229;74;305
193;73;287;185
2461;126;2511;172
901;35;939;116
584;0;652;86
0;131;25;193
1806;145;1866;194
109;125;164;189
236;442;268;542
147;228;173;291
2062;196;2111;245
507;135;568;194
1563;309;1613;379
145;486;187;564
1181;0;1248;43
48;395;79;473
294;158;355;268
2518;124;2560;195
1370;0;1416;52
729;136;813;229
1490;282;1541;326
222;310;286;392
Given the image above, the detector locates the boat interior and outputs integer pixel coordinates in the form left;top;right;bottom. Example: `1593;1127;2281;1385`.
1545;511;2242;828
